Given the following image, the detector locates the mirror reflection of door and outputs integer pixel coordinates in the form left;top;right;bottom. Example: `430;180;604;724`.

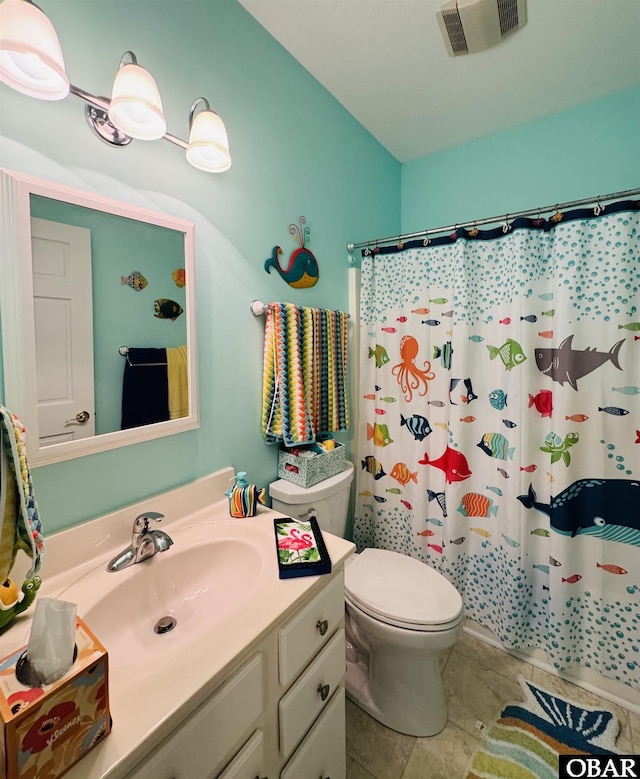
30;217;96;446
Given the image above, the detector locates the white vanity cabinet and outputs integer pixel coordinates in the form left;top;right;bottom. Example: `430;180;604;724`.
277;572;346;779
126;570;346;779
125;654;265;779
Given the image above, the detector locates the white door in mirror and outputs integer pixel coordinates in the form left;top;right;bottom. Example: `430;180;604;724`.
31;217;95;445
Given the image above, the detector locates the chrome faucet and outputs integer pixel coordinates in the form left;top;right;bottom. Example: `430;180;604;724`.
106;511;173;572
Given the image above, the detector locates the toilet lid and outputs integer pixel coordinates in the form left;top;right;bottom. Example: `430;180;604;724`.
344;548;463;628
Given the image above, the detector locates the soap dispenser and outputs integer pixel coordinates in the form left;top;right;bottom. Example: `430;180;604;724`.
226;472;266;518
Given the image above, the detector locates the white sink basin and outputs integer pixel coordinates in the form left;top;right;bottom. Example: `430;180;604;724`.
59;521;273;673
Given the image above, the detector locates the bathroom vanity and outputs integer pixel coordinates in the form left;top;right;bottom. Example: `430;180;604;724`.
0;468;355;779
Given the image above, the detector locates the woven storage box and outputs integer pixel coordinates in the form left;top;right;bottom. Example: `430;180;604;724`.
277;442;345;488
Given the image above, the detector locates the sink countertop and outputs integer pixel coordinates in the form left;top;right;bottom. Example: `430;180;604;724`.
0;467;356;779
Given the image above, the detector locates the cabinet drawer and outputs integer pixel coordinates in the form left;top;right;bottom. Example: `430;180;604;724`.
217;730;265;779
279;628;345;758
127;654;264;779
280;686;346;779
278;573;344;686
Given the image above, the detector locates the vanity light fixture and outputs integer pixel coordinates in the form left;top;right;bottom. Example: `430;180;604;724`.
0;0;231;171
186;98;231;173
107;51;167;141
0;0;69;100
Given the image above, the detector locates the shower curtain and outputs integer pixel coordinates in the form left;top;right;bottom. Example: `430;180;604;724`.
353;199;640;689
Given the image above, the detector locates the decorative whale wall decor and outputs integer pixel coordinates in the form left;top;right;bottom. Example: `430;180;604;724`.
264;216;319;289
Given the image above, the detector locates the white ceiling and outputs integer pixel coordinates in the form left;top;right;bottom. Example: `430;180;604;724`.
238;0;640;163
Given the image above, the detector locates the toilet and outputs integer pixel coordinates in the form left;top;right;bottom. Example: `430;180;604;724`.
269;461;464;738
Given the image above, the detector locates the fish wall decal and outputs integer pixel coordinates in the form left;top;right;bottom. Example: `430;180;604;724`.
534;335;624;390
153;299;183;320
121;270;147;291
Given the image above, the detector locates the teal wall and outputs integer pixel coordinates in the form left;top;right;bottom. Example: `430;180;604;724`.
2;0;637;539
30;196;186;436
401;87;640;233
0;0;401;532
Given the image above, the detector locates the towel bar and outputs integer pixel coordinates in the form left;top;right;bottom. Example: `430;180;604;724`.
250;300;350;318
119;346;167;367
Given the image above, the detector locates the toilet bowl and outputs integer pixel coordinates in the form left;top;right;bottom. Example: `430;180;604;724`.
344;547;463;736
269;461;464;737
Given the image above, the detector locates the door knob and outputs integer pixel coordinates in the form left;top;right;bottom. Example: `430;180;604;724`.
65;410;90;424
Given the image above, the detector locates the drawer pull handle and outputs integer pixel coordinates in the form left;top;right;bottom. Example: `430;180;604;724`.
316;619;329;636
317;683;330;701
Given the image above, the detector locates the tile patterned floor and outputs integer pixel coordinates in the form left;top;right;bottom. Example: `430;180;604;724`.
346;631;640;779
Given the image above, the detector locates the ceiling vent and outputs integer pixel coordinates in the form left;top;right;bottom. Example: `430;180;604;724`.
436;0;527;56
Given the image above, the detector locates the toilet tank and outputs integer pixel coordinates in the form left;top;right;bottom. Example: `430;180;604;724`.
269;461;354;538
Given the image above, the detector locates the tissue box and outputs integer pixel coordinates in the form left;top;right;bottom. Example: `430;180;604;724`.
0;617;110;779
278;441;346;488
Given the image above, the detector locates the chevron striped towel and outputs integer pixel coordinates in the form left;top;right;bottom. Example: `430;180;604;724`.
0;405;44;580
261;303;349;446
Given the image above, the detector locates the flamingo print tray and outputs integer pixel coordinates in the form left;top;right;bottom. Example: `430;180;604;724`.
274;518;332;579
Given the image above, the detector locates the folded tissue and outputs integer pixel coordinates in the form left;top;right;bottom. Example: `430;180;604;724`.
19;598;77;687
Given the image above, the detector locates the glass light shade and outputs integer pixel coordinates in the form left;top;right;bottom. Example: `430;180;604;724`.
108;62;166;141
186;110;231;172
0;0;69;100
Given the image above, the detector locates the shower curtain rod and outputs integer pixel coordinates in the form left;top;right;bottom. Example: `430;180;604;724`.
346;187;640;252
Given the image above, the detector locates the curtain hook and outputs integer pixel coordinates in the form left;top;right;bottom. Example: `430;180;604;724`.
397;235;404;250
469;221;479;237
423;232;430;246
502;214;512;233
593;198;605;216
550;205;564;223
449;225;458;241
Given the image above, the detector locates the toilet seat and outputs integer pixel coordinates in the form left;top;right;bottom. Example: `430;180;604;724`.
345;548;463;632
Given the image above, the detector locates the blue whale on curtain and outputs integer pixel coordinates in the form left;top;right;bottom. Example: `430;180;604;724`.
518;480;640;545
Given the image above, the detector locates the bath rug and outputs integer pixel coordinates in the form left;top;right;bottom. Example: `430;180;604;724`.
465;676;621;779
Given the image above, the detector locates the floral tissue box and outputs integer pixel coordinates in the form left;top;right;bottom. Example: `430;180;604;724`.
0;617;110;779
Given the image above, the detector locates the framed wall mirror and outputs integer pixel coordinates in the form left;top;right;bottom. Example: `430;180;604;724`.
1;168;198;466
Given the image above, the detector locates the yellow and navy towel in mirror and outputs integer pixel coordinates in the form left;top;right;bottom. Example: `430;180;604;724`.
261;303;349;446
167;344;189;420
0;405;44;581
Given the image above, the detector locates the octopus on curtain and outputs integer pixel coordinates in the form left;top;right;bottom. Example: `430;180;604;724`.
392;335;436;402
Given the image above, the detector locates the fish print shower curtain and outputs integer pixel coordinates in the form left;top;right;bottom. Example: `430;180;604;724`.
353;199;640;689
